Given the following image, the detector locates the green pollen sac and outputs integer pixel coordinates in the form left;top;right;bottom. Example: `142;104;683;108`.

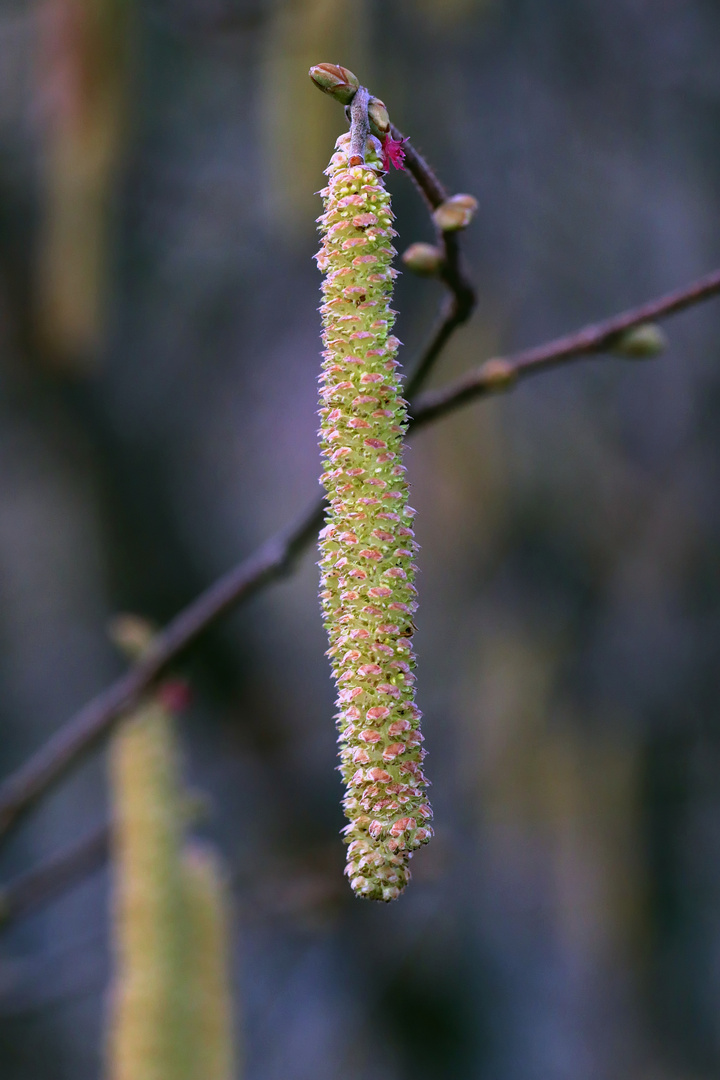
316;131;433;902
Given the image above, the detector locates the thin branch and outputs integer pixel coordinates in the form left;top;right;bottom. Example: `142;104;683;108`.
393;125;448;208
395;126;476;399
412;267;720;427
0;499;324;839
0;826;108;928
348;86;371;164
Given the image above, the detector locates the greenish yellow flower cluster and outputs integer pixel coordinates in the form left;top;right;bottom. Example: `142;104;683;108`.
317;131;433;902
106;681;235;1080
107;701;194;1080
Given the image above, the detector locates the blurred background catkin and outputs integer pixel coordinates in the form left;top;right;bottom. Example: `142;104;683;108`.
2;1;720;1078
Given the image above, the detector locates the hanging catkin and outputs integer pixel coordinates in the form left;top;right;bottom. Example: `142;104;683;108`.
183;844;236;1080
316;127;433;902
107;700;192;1080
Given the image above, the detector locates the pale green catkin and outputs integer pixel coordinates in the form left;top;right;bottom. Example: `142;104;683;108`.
182;844;237;1080
317;131;433;902
106;702;193;1080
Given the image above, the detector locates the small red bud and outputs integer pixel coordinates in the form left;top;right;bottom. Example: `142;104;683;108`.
158;679;192;713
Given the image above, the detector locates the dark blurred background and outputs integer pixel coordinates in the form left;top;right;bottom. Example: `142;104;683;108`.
2;0;720;1077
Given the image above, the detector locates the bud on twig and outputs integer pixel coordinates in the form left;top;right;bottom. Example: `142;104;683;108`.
402;242;444;276
309;63;360;105
368;97;390;137
480;358;518;391
108;614;157;661
612;322;667;359
432;193;478;232
109;615;191;714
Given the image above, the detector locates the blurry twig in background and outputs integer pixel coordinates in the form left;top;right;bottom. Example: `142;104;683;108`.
0;266;718;856
0;822;342;937
0;825;108;928
35;0;133;371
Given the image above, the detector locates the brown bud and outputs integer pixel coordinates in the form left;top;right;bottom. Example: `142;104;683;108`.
309;63;360;105
480;358;517;391
612;322;667;359
368;97;390;136
401;242;444;276
432;193;478;232
108;613;157;660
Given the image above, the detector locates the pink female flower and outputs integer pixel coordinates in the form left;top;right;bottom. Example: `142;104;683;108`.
382;134;408;172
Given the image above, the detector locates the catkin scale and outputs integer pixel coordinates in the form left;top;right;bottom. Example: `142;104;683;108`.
317;132;432;902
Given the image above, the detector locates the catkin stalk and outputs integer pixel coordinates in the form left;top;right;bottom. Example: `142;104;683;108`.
317;131;433;902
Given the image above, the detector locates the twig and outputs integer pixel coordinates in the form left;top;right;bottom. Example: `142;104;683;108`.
0;826;108;928
395;126;476;399
412;266;720;427
0;276;719;849
393;125;448;208
348;86;371;164
0;499;324;839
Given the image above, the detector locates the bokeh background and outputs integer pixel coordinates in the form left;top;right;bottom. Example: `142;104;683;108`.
2;0;720;1077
